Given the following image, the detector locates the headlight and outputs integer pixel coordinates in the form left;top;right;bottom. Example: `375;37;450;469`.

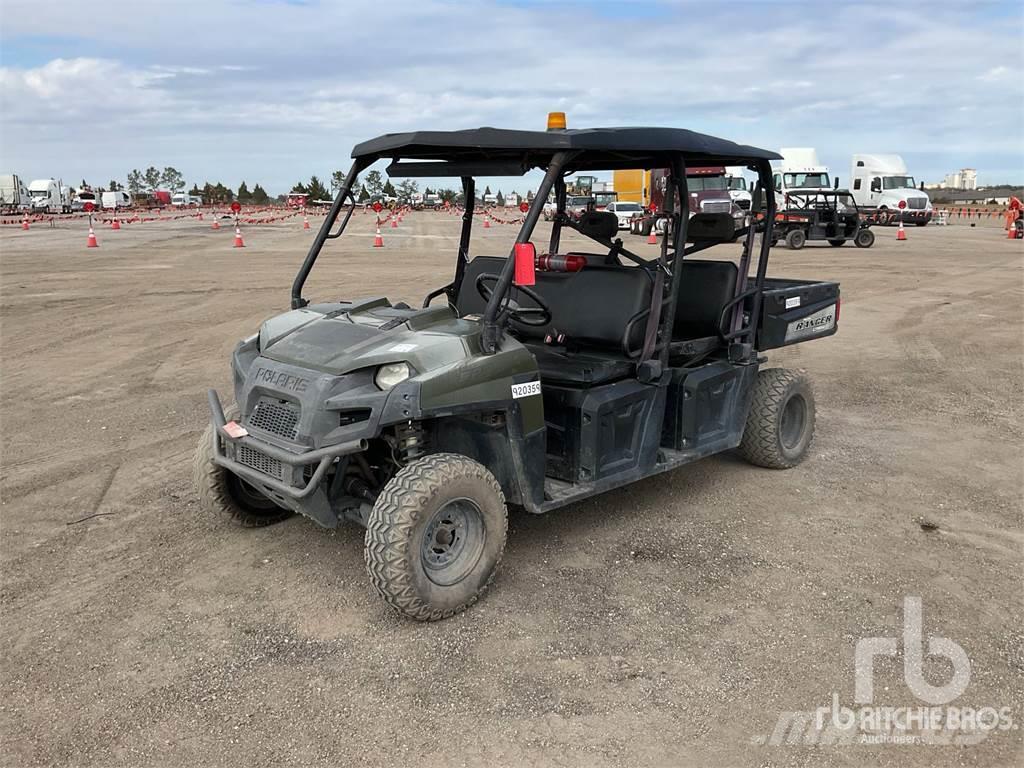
374;362;412;390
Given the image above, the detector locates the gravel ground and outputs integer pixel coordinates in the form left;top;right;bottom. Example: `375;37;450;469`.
1;211;1021;767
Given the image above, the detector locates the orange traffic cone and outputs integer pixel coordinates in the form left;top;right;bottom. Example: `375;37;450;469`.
373;224;384;248
647;227;657;245
897;218;906;241
87;226;99;248
390;217;398;228
483;215;491;229
212;218;220;230
111;218;120;230
233;226;245;248
21;214;29;231
198;212;204;221
303;214;310;230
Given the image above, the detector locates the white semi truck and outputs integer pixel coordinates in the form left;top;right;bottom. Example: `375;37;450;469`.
849;154;932;226
725;166;753;210
28;179;72;214
773;148;832;207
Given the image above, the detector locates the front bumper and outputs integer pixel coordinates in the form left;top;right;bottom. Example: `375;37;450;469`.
207;389;366;502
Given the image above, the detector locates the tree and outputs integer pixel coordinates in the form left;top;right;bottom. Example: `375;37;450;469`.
397;178;419;203
107;179;122;192
358;184;370;203
252;184;270;205
484;185;491;196
143;166;161;192
307;175;329;202
237;181;251;203
291;181;309;194
126;170;143;194
383;180;397;199
496;190;505;207
438;188;458;204
330;170;346;195
189;184;201;196
364;170;384;199
160;167;185;192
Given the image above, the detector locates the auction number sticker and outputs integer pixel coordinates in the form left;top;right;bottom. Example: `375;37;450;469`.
785;296;801;309
511;381;541;399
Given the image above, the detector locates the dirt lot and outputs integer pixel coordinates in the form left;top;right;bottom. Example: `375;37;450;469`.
1;211;1021;767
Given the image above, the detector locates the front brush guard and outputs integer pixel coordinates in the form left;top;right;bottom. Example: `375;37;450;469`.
207;389;367;502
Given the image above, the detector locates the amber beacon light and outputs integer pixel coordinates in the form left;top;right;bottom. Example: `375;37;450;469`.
546;111;567;131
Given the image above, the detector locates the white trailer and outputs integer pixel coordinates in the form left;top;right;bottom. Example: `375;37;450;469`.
27;179;71;214
0;174;29;213
850;154;932;226
102;190;133;210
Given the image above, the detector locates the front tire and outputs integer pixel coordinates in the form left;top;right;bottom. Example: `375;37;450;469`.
365;453;507;621
738;368;816;469
854;228;875;248
786;229;806;249
192;405;293;527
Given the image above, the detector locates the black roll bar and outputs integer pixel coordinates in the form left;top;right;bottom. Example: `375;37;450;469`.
291;158;367;309
654;156;689;369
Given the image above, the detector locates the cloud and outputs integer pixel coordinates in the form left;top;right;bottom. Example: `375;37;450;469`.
1;1;1021;192
978;65;1009;82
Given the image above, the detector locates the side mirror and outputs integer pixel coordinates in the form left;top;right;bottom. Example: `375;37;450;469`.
751;183;764;214
834;178;840;189
871;180;881;193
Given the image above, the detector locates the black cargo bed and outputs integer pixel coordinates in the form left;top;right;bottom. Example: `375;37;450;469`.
753;277;840;350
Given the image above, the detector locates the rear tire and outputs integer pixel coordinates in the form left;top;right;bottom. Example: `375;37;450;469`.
365;453;508;621
193;405;293;527
785;229;806;249
854;229;875;248
738;368;816;469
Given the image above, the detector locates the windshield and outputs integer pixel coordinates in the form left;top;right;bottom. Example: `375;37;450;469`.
727;177;747;191
593;192;617;206
687;176;728;192
616;202;642;212
784;172;830;188
568;196;592;207
29;189;48;196
883;176;916;190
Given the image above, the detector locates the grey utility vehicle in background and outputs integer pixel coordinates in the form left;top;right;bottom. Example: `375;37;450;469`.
195;117;841;621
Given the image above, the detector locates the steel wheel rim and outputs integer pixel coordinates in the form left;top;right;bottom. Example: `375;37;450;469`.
421;498;485;586
779;394;807;451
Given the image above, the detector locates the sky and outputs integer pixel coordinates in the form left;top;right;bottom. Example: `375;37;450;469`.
1;0;1022;196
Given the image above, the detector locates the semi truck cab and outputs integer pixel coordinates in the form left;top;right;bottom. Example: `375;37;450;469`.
850;154;932;225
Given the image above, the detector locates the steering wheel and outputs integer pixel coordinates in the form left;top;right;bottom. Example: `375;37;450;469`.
475;273;552;327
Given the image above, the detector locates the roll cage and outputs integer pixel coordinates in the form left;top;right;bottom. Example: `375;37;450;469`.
291;127;782;368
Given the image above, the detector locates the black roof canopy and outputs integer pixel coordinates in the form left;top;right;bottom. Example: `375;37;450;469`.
352;126;781;173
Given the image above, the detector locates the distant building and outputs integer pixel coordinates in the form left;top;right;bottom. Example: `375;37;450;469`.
939;168;978;190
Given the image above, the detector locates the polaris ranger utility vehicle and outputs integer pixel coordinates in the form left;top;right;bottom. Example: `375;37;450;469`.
195;117;841;621
772;189;875;250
